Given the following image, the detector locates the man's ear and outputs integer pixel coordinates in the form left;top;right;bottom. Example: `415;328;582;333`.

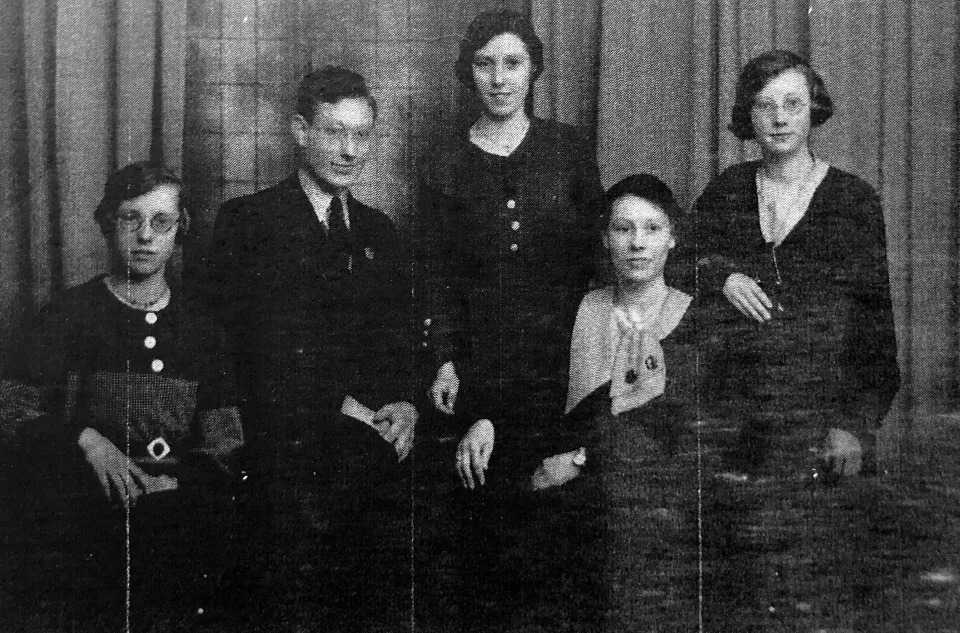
291;114;309;148
601;232;609;250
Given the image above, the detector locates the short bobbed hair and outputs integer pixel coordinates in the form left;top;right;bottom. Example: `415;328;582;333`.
455;10;544;91
296;65;377;124
95;162;189;241
603;174;683;232
729;49;834;141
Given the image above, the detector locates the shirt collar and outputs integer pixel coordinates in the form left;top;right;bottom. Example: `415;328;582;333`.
299;168;350;228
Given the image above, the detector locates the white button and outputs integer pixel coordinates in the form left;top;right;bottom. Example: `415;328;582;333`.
145;312;158;325
511;221;520;230
423;330;429;337
144;336;157;349
151;359;164;373
510;243;518;252
507;199;516;209
424;318;432;327
421;342;428;348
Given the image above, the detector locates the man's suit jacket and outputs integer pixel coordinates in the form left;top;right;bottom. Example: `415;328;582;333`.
194;174;413;444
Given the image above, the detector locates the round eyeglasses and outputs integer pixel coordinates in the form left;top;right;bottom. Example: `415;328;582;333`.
116;211;179;234
753;96;809;118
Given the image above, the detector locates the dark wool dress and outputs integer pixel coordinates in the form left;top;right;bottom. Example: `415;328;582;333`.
689;162;901;631
9;276;243;622
418;117;604;453
523;286;702;633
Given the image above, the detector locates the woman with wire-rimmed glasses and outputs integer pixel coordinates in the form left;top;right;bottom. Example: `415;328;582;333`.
690;50;900;630
7;162;242;627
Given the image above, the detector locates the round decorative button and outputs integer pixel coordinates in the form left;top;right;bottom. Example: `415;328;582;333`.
151;359;164;373
625;369;638;384
645;355;658;370
421;341;428;348
424;318;432;327
144;336;157;350
511;220;520;230
509;243;518;252
507;199;516;209
145;312;158;325
423;330;429;336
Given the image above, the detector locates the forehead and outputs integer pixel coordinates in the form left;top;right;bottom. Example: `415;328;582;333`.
609;195;670;224
476;32;529;58
758;68;809;98
313;97;375;127
117;184;180;213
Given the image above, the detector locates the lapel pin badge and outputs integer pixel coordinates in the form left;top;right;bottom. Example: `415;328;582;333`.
364;247;375;260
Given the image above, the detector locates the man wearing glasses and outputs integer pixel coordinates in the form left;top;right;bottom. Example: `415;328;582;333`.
194;66;415;627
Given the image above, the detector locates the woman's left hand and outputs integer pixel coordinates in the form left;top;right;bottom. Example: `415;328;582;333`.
456;419;494;489
820;427;862;477
531;447;586;491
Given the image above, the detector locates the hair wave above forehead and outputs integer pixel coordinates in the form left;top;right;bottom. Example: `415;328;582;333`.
604;174;682;228
296;65;377;123
455;10;544;90
94;161;189;238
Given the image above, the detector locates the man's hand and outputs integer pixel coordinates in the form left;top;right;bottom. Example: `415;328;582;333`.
373;401;418;461
77;427;177;507
820;427;862;477
429;361;459;415
723;273;773;323
531;447;586;491
456;419;494;489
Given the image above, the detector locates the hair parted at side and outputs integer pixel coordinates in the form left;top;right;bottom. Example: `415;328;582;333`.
95;161;189;240
455;10;544;90
603;174;684;231
729;49;834;141
296;65;377;124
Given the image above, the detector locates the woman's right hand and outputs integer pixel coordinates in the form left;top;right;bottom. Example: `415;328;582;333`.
723;273;773;322
430;361;459;415
77;427;176;507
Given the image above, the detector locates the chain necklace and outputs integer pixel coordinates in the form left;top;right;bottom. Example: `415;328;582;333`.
104;276;171;311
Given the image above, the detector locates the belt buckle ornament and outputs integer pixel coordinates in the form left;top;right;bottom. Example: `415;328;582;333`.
147;437;171;461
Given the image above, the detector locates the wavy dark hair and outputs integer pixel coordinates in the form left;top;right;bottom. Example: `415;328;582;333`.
296;65;377;123
729;49;833;141
95;162;190;242
455;10;544;91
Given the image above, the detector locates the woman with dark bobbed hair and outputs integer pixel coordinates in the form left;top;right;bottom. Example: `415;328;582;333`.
528;174;701;631
418;9;603;489
691;50;900;628
7;162;243;625
414;10;602;630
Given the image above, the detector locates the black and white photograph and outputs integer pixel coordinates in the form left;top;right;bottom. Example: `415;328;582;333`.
0;0;958;631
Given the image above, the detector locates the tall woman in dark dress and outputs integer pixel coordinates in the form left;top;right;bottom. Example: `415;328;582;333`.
418;9;603;487
692;50;900;629
414;11;601;630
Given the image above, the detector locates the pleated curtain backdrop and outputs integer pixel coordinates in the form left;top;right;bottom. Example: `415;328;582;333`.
0;0;958;422
0;0;186;366
535;0;960;423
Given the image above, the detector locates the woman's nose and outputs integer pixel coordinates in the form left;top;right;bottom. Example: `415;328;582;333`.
490;64;504;86
137;222;155;242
